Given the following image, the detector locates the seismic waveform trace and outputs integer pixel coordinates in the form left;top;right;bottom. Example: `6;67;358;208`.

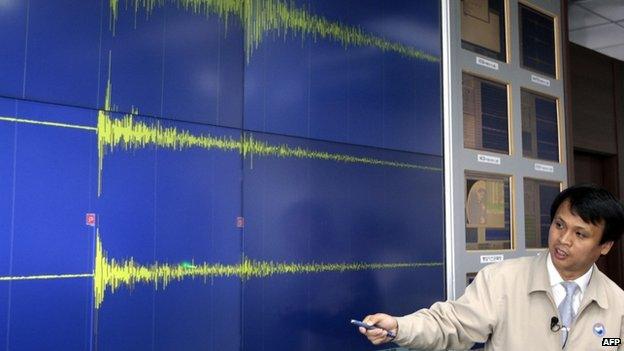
93;229;441;308
0;230;444;309
1;107;441;197
0;80;442;196
0;106;442;196
97;108;442;194
96;80;440;195
108;0;439;63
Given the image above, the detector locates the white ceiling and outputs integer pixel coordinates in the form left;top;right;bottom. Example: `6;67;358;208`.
568;0;624;62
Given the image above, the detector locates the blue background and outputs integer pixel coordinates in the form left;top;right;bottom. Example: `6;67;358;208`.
0;0;444;350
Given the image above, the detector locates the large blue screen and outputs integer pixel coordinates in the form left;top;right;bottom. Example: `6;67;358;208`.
0;0;444;350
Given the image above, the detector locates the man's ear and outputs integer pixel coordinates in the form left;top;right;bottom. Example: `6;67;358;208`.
600;241;614;256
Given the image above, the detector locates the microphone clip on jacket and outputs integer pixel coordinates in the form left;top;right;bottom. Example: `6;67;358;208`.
550;316;562;332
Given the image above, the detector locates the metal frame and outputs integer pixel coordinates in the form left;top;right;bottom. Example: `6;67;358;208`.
443;0;568;298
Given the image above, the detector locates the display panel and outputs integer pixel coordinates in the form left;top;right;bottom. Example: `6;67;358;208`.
465;172;512;250
0;98;244;350
463;73;510;154
519;4;556;77
0;1;444;350
242;132;444;349
521;89;559;162
0;0;245;127
243;0;442;155
466;272;477;285
0;98;94;350
461;0;507;61
524;178;560;249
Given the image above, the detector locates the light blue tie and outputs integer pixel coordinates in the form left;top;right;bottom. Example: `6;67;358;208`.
558;281;578;327
558;281;578;344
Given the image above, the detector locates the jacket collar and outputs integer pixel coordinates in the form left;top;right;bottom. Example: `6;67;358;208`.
582;266;609;310
527;250;609;309
527;251;552;294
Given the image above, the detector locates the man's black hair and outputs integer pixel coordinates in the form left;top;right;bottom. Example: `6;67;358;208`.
550;183;624;244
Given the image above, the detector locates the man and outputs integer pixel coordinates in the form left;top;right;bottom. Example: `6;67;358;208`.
359;184;624;350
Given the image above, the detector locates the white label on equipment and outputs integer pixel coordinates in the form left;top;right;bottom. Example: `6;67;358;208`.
534;163;554;173
480;254;504;264
477;154;501;165
476;57;499;70
531;75;551;87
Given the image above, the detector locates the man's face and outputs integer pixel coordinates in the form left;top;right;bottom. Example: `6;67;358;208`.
548;200;614;280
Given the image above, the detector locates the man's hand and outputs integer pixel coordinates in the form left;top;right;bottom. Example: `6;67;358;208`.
358;313;398;345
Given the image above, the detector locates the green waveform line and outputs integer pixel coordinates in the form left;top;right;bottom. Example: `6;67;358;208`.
0;109;441;198
97;109;440;169
91;225;442;308
95;107;441;195
0;229;443;310
109;0;439;63
0;78;441;197
0;116;97;131
0;111;441;197
0;273;94;281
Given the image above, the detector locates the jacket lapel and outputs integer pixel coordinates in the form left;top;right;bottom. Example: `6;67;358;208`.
578;265;609;314
528;251;551;294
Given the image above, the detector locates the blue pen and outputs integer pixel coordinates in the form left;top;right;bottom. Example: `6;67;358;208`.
350;319;396;338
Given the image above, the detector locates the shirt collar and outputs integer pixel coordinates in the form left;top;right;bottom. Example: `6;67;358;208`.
546;252;593;293
528;251;608;309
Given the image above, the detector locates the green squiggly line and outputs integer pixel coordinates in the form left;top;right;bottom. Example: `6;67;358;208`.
109;0;439;63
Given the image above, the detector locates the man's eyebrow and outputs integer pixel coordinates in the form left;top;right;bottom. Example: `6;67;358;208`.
558;215;592;231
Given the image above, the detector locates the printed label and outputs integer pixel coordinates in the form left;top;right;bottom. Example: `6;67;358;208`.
534;163;554;173
480;254;504;264
477;154;501;165
531;74;551;87
476;57;499;70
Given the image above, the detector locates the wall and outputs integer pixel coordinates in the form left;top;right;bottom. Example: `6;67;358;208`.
568;42;624;288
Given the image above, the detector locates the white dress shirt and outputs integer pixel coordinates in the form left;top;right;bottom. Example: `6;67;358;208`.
546;252;593;316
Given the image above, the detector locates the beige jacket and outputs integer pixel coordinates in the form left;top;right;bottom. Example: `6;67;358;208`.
394;252;624;350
